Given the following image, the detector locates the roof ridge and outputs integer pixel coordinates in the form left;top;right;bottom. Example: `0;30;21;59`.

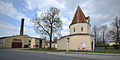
70;6;89;25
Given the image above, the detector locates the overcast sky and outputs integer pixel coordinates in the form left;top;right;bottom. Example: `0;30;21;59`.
0;0;120;38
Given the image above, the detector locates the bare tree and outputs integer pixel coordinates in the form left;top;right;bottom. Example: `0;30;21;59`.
99;25;109;52
32;7;62;49
109;16;120;45
92;25;99;49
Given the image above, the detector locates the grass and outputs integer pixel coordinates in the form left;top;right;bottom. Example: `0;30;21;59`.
95;47;120;54
24;48;66;52
23;47;120;54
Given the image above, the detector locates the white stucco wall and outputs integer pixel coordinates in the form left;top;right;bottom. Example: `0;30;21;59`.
70;23;90;34
57;36;68;50
57;35;94;51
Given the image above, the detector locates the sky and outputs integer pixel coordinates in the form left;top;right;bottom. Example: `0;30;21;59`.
0;0;120;38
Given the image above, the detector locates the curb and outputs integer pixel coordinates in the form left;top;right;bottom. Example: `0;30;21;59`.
15;49;120;56
65;52;120;56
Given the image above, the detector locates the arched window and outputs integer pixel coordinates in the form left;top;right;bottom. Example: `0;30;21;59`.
73;28;75;32
81;27;83;31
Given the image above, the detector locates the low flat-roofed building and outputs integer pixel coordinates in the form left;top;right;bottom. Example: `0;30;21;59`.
0;35;45;48
45;39;57;48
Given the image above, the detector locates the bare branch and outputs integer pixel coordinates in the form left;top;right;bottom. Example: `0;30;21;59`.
37;21;50;36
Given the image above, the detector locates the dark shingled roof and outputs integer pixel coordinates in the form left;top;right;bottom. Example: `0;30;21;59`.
59;33;90;40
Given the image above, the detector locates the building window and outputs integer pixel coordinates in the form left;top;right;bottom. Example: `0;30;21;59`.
40;40;42;44
13;39;21;42
36;42;38;44
73;28;75;32
36;45;38;47
0;40;3;44
81;27;83;31
24;40;27;43
46;43;48;46
29;40;31;42
33;45;35;47
28;44;31;45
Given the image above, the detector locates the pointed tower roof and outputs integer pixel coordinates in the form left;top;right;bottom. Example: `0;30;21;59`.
70;6;89;25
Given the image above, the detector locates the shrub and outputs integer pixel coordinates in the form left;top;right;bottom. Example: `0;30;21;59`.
113;45;119;49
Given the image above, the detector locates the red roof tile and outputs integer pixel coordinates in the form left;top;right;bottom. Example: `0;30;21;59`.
70;6;89;25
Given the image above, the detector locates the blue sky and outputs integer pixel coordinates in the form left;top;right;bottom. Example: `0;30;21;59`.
0;0;120;38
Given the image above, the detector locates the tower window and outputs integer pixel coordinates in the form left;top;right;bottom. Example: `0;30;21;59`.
29;40;31;42
81;27;83;31
73;28;75;32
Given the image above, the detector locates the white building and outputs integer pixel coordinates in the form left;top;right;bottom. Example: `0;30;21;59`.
57;6;94;50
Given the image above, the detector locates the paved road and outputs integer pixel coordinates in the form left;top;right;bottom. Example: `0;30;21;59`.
0;49;119;60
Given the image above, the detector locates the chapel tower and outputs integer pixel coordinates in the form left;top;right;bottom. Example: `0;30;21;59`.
69;6;90;35
57;5;94;51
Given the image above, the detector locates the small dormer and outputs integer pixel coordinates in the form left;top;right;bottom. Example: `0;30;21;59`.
69;6;90;34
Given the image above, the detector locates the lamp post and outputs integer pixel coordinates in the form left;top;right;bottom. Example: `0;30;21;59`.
67;38;69;52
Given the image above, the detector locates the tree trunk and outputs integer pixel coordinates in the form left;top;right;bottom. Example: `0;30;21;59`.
103;31;106;52
95;33;96;50
49;36;52;49
116;26;119;45
49;23;53;49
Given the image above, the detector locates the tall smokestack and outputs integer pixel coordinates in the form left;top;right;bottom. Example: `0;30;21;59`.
20;18;24;35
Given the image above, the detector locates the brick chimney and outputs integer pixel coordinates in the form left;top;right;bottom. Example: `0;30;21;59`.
20;18;24;35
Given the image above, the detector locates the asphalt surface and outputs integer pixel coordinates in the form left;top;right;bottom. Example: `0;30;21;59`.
0;49;119;60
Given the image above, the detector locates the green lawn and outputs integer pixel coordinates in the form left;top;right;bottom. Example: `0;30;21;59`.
23;47;120;54
95;47;120;54
24;48;66;52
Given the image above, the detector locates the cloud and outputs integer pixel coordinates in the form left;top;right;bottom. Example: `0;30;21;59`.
61;30;69;36
92;14;109;20
0;0;120;37
0;0;31;26
81;0;93;8
25;0;65;10
102;21;112;26
81;0;120;26
61;16;71;36
0;21;19;37
24;27;39;37
0;1;26;20
0;20;39;37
